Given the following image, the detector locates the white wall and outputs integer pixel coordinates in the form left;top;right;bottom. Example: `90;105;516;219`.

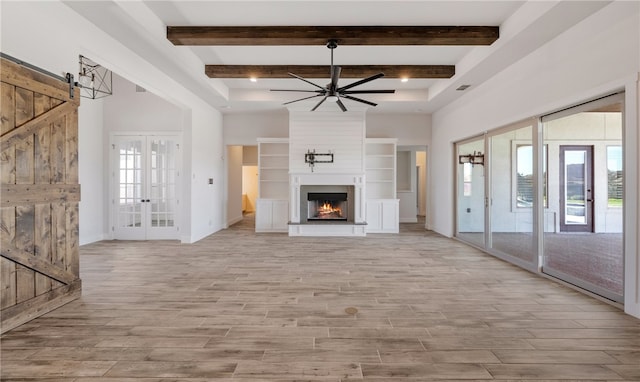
1;1;225;244
223;111;431;147
430;2;640;317
289;111;366;174
224;111;289;145
243;146;258;166
78;98;105;245
189;107;225;242
366;113;431;146
104;74;182;132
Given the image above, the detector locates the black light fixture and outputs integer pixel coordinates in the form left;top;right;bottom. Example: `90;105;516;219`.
78;55;113;99
458;151;484;166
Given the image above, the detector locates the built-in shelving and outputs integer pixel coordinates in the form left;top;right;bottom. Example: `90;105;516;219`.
365;138;399;233
258;139;289;199
257;138;289;232
365;139;397;199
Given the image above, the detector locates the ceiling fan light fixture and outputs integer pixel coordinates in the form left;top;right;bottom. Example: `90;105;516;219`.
270;39;395;111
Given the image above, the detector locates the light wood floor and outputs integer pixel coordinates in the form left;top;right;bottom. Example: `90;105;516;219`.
2;216;639;381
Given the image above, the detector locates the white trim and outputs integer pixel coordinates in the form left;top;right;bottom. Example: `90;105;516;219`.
623;74;640;318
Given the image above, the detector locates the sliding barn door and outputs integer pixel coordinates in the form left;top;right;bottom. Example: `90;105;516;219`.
1;57;81;333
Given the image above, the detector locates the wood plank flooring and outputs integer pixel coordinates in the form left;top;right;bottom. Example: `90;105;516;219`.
2;215;639;381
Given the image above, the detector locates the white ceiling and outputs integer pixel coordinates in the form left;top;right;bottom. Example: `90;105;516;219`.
64;1;611;115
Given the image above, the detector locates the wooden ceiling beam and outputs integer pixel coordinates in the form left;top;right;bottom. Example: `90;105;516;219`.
169;26;499;46
205;65;455;79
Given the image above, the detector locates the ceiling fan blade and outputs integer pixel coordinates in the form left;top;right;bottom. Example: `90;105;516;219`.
271;89;325;93
342;94;377;107
341;89;395;94
337;73;385;92
288;72;326;91
283;94;324;105
336;98;348;112
311;96;328;111
331;66;341;89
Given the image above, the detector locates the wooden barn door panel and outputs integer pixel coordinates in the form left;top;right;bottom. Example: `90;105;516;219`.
0;57;81;333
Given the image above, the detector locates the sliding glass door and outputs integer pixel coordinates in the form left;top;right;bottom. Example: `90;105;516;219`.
542;94;624;301
456;137;485;248
488;123;536;267
453;93;624;303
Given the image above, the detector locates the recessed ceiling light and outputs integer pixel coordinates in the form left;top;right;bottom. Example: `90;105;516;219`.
249;77;258;82
401;78;409;83
456;84;471;91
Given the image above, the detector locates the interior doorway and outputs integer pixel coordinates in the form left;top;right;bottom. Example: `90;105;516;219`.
226;145;258;226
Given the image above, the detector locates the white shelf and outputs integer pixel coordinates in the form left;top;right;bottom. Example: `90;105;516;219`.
365;138;396;200
258;139;289;200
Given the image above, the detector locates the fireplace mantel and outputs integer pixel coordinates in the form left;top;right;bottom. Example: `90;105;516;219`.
288;172;367;236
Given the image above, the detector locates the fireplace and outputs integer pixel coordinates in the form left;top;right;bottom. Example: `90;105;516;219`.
299;184;356;224
307;193;348;221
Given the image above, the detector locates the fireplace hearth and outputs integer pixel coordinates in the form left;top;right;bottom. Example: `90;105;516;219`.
307;192;348;221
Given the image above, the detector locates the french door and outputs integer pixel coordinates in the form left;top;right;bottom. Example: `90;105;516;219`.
112;135;180;240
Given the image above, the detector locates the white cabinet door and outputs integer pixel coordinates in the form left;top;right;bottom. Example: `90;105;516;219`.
255;199;273;232
366;201;382;232
381;200;400;232
271;200;290;231
112;135;180;240
256;199;288;232
366;199;399;233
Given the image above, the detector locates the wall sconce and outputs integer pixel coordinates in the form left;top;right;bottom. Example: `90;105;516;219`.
458;151;484;166
305;149;334;172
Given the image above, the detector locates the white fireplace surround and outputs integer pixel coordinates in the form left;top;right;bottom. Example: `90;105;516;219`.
289;173;367;236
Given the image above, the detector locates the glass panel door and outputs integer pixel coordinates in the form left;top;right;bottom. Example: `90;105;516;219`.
456;137;485;248
560;146;593;232
114;136;145;240
147;137;179;240
113;135;179;240
489;124;535;266
542;95;623;301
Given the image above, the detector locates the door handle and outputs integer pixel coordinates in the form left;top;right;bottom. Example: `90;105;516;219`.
587;199;594;202
140;199;151;203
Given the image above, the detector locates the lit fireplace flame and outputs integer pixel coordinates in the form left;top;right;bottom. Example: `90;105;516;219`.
317;201;342;217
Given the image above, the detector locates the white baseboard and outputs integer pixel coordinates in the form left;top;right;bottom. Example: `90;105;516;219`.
79;233;108;246
227;215;243;226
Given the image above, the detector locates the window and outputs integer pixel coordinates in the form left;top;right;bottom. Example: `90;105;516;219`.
607;146;623;207
463;162;472;196
516;144;547;208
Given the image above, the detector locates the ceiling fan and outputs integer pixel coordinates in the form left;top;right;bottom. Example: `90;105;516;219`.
270;39;395;111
